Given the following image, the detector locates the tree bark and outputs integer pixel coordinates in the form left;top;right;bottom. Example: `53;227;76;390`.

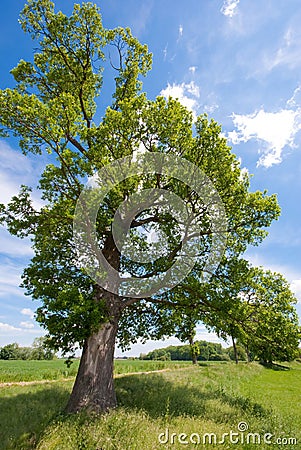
189;337;198;365
232;334;239;365
66;312;119;413
65;232;123;413
245;346;252;363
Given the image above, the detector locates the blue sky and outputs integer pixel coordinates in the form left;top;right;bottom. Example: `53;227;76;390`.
1;0;301;356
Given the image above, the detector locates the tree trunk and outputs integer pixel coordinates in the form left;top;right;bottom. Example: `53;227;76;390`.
232;334;239;365
65;232;123;413
189;337;198;365
66;315;119;413
245;346;252;363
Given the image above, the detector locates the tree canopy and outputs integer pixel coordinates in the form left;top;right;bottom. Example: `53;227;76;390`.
0;0;295;412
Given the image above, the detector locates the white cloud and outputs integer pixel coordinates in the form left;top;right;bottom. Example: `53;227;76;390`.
0;322;22;333
291;280;301;304
0;260;25;298
0;141;31;205
20;321;34;329
262;27;301;73
0;140;32;174
178;24;183;37
246;253;301;305
189;66;197;75
21;308;35;320
220;0;240;18
0;266;21;288
0;320;43;345
130;2;153;36
287;86;301;108
228;107;301;168
160;81;200;118
0;140;44;209
0;284;24;298
163;44;168;61
0;228;33;258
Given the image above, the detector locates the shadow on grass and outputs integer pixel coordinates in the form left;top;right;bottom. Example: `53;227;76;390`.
115;373;269;421
260;362;290;371
0;384;70;450
0;371;270;449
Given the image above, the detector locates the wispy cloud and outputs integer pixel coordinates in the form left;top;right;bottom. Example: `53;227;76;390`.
130;2;153;36
160;81;200;118
0;140;32;174
261;26;301;73
0;228;33;258
227;100;301;168
0;322;22;333
0;263;21;287
21;308;35;320
20;321;34;329
291;279;301;304
0;140;32;205
246;253;301;305
189;66;197;75
0;140;44;210
163;43;168;61
0;321;41;338
0;260;26;298
220;0;240;18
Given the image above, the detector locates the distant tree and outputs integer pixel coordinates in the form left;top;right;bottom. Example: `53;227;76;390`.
143;340;230;361
0;343;19;360
18;346;33;360
227;345;247;362
174;312;199;364
0;338;55;360
31;336;55;360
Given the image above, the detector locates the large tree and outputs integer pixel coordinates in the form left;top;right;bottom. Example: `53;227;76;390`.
0;0;280;412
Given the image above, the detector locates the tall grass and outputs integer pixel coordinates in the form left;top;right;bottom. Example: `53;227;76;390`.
0;359;190;383
0;361;300;449
0;360;79;382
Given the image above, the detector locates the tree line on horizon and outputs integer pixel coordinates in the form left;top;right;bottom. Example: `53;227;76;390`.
140;340;247;362
0;337;55;360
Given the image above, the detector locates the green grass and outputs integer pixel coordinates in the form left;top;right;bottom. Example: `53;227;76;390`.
0;361;300;449
114;359;191;375
0;359;79;382
0;359;190;383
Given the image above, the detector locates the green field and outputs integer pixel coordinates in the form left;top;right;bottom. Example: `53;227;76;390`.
0;360;300;449
0;359;190;382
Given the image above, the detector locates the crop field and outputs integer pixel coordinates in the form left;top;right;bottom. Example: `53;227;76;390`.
0;360;300;449
0;359;190;383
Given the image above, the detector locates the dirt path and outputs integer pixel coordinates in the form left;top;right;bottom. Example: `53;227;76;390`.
0;368;174;388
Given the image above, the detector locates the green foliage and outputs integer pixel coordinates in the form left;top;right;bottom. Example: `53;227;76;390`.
180;259;301;364
227;345;247;362
0;343;20;360
141;340;230;362
0;338;55;361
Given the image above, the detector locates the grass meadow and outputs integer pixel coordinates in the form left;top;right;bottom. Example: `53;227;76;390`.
0;359;189;383
0;360;300;449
